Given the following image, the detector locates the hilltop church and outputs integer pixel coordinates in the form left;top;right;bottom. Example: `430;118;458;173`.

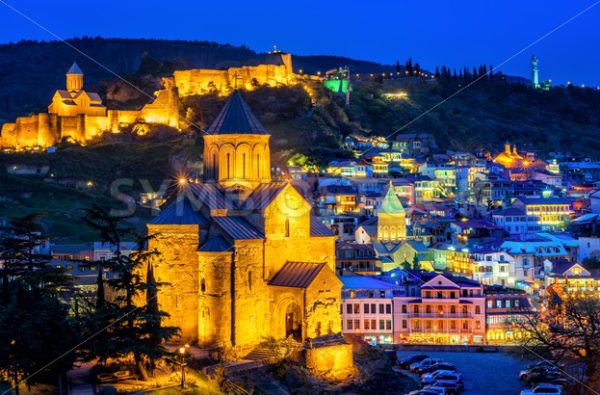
144;91;352;373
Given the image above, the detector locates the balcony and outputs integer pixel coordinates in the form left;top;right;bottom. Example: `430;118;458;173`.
408;328;474;334
408;312;473;319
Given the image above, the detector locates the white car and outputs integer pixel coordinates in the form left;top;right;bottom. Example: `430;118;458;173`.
421;370;455;385
410;358;445;372
422;385;448;394
520;383;563;395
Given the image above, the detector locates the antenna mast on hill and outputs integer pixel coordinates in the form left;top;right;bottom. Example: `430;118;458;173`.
344;66;351;108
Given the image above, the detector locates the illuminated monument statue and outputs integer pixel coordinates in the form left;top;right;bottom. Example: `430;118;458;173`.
142;91;353;375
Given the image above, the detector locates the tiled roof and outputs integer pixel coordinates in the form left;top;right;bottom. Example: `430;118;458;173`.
67;62;83;74
51;244;90;254
199;236;232;252
516;197;571;205
379;184;405;214
189;183;236;210
212;216;264;240
149;198;209;226
310;217;335;236
240;182;287;210
206;90;268;135
269;261;326;288
340;275;399;290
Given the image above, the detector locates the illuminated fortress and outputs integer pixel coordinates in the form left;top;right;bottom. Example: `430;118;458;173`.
0;51;306;151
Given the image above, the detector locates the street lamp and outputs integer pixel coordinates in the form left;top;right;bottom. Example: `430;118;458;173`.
178;346;188;389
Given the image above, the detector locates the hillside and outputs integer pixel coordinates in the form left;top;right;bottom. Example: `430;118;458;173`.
2;37;600;238
0;37;392;121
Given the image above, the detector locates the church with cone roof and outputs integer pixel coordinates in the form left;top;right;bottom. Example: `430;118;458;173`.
143;91;353;372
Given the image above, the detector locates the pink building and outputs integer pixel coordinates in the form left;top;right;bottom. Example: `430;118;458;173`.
393;273;486;345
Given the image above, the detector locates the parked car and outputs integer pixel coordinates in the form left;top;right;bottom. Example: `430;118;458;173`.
520;383;563;395
527;361;561;370
520;366;557;381
411;358;445;373
399;354;429;369
433;372;463;385
420;362;457;374
422;385;448;395
528;371;567;387
421;370;457;385
432;379;461;395
408;390;440;395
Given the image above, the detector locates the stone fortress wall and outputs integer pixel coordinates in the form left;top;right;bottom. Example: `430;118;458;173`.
0;51;301;151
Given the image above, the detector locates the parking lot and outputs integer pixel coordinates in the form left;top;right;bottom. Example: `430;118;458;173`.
397;350;530;394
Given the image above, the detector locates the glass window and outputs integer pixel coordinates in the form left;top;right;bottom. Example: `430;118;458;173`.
347;320;353;330
386;304;391;314
402;320;407;329
379;320;385;330
354;304;360;314
364;304;370;314
346;304;352;314
379;304;384;314
364;320;370;330
386;320;392;330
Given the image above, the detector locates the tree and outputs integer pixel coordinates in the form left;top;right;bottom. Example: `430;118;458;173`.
411;255;421;271
0;213;76;394
0;213;69;301
79;206;178;380
519;295;600;386
401;260;411;270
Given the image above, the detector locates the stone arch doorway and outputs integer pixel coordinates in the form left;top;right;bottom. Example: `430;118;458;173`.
284;303;302;341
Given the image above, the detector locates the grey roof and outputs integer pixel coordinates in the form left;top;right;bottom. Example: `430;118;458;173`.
269;261;326;288
189;183;236;210
491;207;525;216
213;216;264;240
240;182;287;210
67;62;83;74
199;236;232;252
206;91;268;135
149;198;209;226
310;217;335;236
515;197;571;205
51;244;90;254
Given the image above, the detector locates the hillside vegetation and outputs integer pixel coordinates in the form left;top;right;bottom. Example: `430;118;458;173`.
2;38;600;238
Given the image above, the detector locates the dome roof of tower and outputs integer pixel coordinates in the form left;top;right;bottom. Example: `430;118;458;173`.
206;90;268;135
67;62;83;74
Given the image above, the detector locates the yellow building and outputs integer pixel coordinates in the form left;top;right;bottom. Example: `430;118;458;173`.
174;51;297;96
0;63;180;150
144;91;353;373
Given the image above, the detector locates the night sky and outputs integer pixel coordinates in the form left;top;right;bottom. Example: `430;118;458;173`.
1;0;599;86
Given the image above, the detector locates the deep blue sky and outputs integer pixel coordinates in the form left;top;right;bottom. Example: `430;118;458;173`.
1;0;599;85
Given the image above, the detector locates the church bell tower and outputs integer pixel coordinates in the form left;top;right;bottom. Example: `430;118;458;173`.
202;91;272;189
66;62;84;93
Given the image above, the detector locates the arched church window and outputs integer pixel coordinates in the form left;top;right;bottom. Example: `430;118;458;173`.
242;153;246;179
256;153;261;178
227;153;231;179
212;154;217;179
